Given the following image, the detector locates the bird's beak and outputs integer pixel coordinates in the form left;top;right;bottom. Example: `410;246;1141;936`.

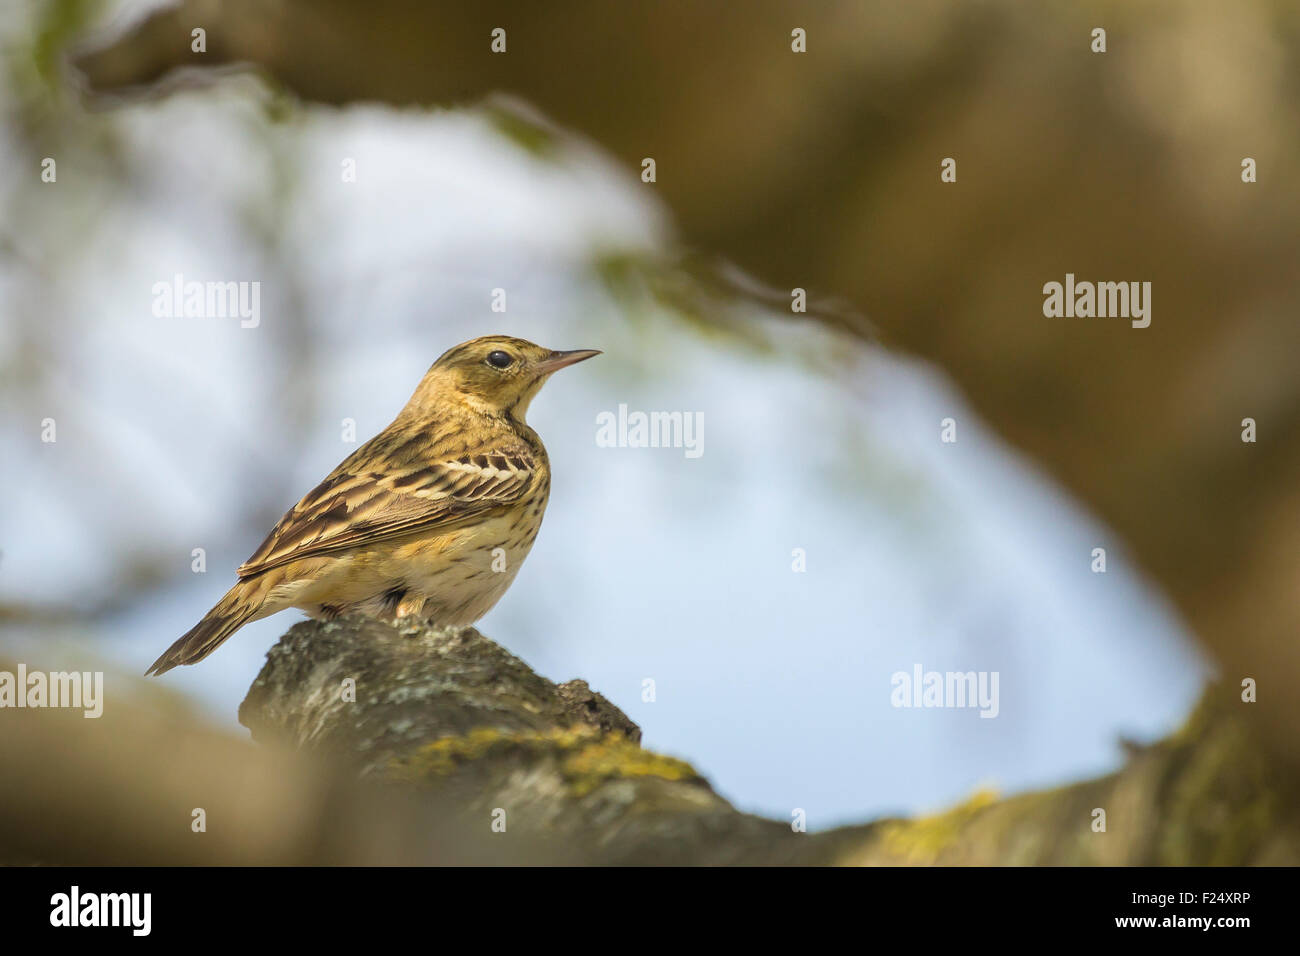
535;349;601;374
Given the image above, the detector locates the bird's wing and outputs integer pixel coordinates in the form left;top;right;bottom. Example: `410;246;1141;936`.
236;451;537;578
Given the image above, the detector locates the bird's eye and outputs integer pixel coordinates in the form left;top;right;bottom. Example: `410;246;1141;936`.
485;350;514;369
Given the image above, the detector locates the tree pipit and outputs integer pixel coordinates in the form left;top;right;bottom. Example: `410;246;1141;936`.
146;335;599;675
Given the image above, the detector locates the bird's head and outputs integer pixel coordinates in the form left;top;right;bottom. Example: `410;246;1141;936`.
407;335;600;421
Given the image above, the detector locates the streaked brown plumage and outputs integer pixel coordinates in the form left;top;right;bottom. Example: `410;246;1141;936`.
146;335;599;676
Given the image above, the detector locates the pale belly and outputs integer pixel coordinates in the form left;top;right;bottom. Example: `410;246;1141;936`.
277;502;545;627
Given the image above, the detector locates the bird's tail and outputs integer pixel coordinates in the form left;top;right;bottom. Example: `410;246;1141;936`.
145;583;261;676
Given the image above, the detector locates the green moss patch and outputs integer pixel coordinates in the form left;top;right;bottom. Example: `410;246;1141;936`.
388;726;701;797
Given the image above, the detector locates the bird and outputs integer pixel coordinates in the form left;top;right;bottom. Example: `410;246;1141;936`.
145;335;600;676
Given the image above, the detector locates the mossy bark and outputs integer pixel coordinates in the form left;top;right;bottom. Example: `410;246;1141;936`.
235;617;1300;865
237;617;811;864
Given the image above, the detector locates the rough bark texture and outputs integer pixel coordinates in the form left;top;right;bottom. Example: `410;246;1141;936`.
228;617;1299;865
237;616;817;864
